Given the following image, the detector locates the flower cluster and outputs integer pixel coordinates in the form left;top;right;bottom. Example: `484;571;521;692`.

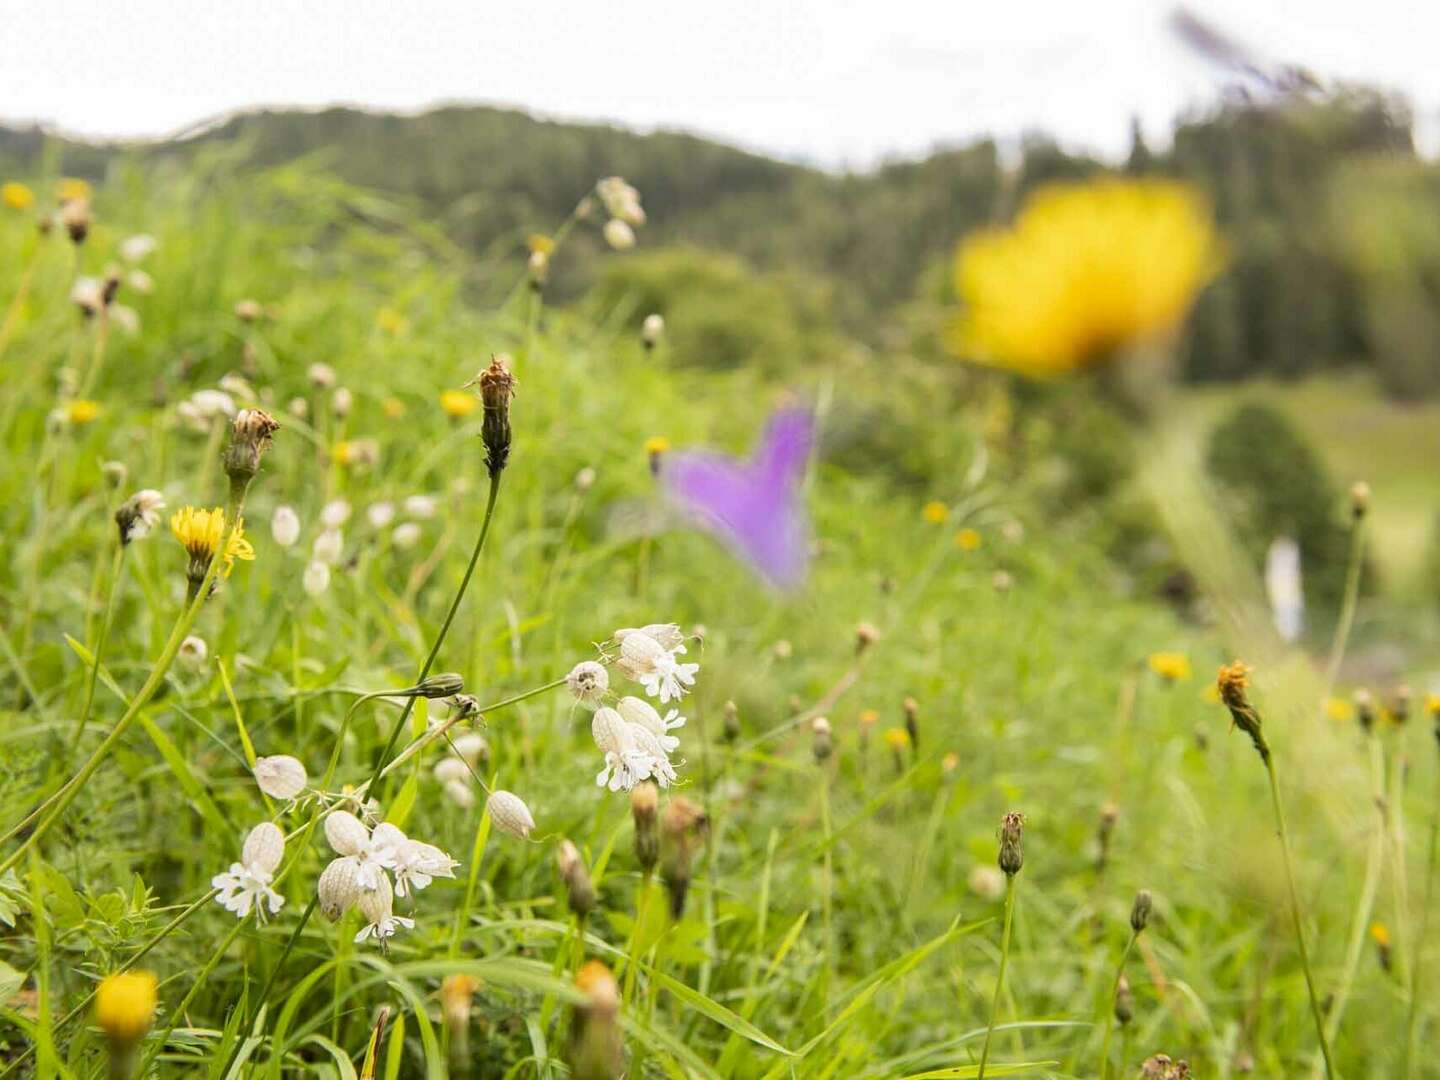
212;821;286;921
595;176;645;251
317;810;458;945
613;624;698;703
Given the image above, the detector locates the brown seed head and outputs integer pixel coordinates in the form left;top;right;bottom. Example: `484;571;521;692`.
998;810;1025;876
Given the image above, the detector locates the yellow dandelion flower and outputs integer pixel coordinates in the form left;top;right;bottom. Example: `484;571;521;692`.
1147;652;1192;682
954;527;982;552
1426;693;1440;718
440;389;478;419
1370;922;1391;949
170;507;253;581
1326;697;1356;723
858;709;879;727
950;178;1223;377
334;441;356;465
382;397;406;419
2;182;34;211
56;177;92;204
375;307;407;335
644;436;670;456
922;500;949;524
527;233;555;256
1201;683;1221;705
94;970;157;1043
883;727;911;751
65;399;101;425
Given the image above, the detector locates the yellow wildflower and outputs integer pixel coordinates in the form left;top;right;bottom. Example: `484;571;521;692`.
440;389;478;419
382;397;406;419
94;970;157;1044
1425;693;1440;718
950;178;1223;377
922;500;949;524
170;507;254;581
883;727;910;751
1326;697;1356;723
954;527;982;552
2;182;34;211
375;307;407;335
56;177;92;204
65;399;101;425
1370;922;1390;949
644;436;670;456
527;233;555;256
1148;652;1192;683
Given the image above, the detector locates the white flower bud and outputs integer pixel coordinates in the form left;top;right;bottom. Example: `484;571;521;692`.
120;233;157;263
357;870;395;924
450;732;488;765
487;790;535;839
271;505;301;548
320;499;352;529
241;821;286;875
307;362;337;390
616;624;686;651
444;779;476;808
178;635;208;670
331;387;353;418
603;219;636;251
318;855;364;920
367;501;396;528
641;313;664;347
312;528;343;566
403;494;438;519
288;396;309;419
392;522;422;549
324;810;370;856
566;661;609;704
591;707;633;756
253;755;308;799
433;757;469;784
303;560;331;596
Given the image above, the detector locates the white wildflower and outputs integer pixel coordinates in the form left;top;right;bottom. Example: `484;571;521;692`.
603;218;636;251
118;489;165;543
403;494;438;519
444;779;476;808
312;528;343;566
616;628;697;704
120;233;157;263
566;661;609;705
616;696;685;754
391;838;459;897
307;362;337;389
320;499;352;529
1265;535;1304;644
318;855;365;920
627;723;679;787
271;505;301;547
324;810;395;889
126;269;153;295
253;755;308;800
302;559;331;596
212;821;286;921
109;305;140;336
367;501;396;528
591;706;651;792
354;872;413;944
450;732;488;765
178;635;208;670
331;387;353;418
487;791;536;839
433;757;469;784
392;522;422;549
70;276;104;315
641;313;664;347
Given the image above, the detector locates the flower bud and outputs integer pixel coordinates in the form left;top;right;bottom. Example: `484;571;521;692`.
477;358;515;478
569;961;622;1080
998;810;1024;877
1350;480;1370;519
557;838;597;918
903;696;920;748
855;622;880;654
241;821;286;875
1114;973;1134;1027
661;796;707;919
254;754;308;800
1130;888;1153;933
271;505;301;547
811;716;833;763
1217;661;1269;763
722;700;740;743
487;790;536;839
603;218;635;251
630;781;659;873
324;810;371;856
641;313;664;349
440;974;477;1065
416;672;465;698
95;970;157;1050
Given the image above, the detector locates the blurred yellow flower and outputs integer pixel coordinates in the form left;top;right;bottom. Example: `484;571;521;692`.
883;727;910;751
527;233;555;255
56;177;92;204
440;389;478;418
170;507;254;578
951;178;1223;377
94;970;157;1043
1426;693;1440;718
2;182;34;211
66;399;101;425
1147;652;1192;682
922;500;949;524
375;307;407;335
382;397;406;419
644;436;670;456
1325;697;1356;723
1370;922;1391;948
954;527;982;552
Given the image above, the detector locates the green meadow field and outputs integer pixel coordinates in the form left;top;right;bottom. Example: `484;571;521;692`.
0;150;1436;1080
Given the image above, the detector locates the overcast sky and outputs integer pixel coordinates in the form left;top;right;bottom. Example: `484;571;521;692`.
4;1;1436;167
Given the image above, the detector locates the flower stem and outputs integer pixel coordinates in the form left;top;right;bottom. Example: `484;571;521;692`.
1264;756;1337;1079
1097;931;1137;1080
1321;512;1366;701
0;238;42;362
139;917;248;1075
70;541;126;754
977;873;1017;1080
1404;758;1440;1078
367;472;502;796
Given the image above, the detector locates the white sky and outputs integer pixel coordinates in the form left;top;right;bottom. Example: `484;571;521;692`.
3;1;1437;167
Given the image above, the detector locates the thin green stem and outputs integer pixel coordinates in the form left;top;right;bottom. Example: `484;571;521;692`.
977;873;1017;1080
1404;756;1440;1078
1264;757;1337;1079
818;765;834;1005
0;237;42;362
1321;514;1366;701
71;541;126;753
1097;932;1137;1080
139;917;248;1074
367;472;501;797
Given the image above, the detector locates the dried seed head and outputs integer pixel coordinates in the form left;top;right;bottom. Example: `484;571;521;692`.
222;408;280;496
331;386;354;418
1355;688;1376;732
557;838;597;918
1114;973;1134;1026
476;358;515;478
1350;480;1370;519
114;489;166;545
1130;889;1153;933
567;660;610;704
1217;661;1269;763
487;790;536;839
254;754;308;800
811;716;833;763
631;781;660;873
722;700;740;743
1391;685;1412;726
60;197;90;244
855;622;880;654
998;810;1025;877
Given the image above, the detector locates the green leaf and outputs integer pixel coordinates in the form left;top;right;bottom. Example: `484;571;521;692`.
897;1064;1060;1079
0;959;23;1007
645;964;792;1055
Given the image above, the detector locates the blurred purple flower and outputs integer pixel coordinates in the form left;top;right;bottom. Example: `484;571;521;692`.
661;408;813;589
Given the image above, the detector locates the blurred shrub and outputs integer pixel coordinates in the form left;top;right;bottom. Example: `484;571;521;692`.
1205;401;1357;614
587;247;841;372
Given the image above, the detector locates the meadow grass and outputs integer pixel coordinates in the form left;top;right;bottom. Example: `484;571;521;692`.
0;161;1436;1079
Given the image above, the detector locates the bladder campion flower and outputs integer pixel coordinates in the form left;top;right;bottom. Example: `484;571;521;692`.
566;660;609;704
950;178;1222;377
488;790;537;839
212;821;286;920
1147;652;1192;682
254;754;308;799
